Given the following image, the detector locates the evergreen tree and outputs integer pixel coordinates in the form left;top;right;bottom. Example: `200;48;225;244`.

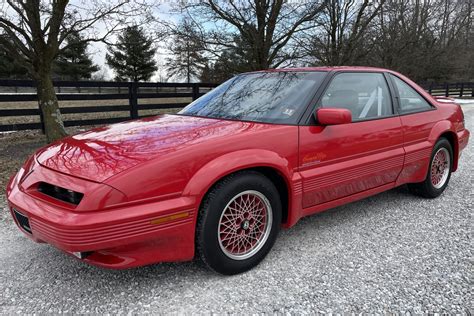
0;35;28;79
165;21;206;83
198;35;253;83
106;26;157;82
55;31;99;80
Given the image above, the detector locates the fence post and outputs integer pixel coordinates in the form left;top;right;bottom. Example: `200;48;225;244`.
129;82;139;119
445;83;449;97
192;83;199;101
38;104;45;134
459;83;464;97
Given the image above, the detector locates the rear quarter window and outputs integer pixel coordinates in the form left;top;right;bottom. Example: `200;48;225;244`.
390;74;433;113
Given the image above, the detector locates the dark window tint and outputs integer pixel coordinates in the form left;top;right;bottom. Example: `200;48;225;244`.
390;74;432;112
320;72;393;121
179;71;326;124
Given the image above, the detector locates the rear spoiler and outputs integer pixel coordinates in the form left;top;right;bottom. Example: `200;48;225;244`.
433;96;456;102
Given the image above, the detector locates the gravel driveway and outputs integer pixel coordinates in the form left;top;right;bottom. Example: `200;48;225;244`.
1;104;473;314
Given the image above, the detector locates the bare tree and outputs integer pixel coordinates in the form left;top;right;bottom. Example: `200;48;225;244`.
370;0;473;81
303;0;385;66
180;0;325;71
0;0;150;142
302;0;472;81
165;20;207;83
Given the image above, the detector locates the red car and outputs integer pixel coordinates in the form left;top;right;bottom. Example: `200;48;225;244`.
6;67;470;275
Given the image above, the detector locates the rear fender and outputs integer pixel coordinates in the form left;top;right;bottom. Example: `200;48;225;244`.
427;120;459;171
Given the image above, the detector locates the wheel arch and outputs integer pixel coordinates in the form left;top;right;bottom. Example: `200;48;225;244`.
246;166;290;224
428;121;459;171
438;131;458;171
183;150;293;225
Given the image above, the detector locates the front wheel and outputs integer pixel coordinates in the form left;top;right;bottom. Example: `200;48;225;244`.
408;138;453;198
196;171;281;275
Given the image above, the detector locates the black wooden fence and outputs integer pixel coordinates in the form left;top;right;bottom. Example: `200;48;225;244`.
419;82;474;97
0;79;472;133
0;80;218;132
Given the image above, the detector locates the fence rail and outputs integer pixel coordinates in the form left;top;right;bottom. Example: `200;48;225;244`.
419;82;474;97
0;79;472;133
0;80;218;132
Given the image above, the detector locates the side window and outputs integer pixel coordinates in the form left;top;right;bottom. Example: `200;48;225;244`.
320;72;393;121
390;74;432;113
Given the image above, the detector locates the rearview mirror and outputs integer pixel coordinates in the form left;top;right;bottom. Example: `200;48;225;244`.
315;108;352;125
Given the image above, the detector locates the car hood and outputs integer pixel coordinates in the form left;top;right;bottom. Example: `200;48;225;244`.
36;114;259;182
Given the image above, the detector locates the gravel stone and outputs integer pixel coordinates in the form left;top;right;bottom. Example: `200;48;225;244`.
1;103;473;314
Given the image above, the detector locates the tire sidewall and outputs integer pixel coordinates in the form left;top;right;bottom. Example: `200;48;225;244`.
198;172;282;275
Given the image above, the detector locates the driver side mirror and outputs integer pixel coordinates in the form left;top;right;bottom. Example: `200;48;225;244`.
315;108;352;125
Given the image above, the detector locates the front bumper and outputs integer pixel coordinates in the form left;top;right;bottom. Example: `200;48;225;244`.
6;165;197;269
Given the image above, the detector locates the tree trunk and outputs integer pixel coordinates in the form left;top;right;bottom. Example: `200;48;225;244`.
36;71;68;143
187;50;191;83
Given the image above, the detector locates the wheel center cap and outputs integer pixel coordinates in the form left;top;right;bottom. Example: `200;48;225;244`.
241;220;250;230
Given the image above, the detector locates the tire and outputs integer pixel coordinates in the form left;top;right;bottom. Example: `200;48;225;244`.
196;171;282;275
408;137;453;198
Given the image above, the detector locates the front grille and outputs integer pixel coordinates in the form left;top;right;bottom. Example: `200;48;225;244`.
38;182;83;205
13;209;32;234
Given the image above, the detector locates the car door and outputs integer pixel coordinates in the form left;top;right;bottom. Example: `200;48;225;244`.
388;74;438;184
298;71;405;209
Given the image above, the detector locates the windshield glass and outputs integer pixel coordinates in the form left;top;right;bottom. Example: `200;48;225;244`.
178;71;326;124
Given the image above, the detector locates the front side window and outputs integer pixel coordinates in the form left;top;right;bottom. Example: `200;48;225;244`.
320;72;393;121
179;71;326;124
390;74;432;113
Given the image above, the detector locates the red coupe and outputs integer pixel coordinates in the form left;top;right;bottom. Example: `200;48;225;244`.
6;67;470;275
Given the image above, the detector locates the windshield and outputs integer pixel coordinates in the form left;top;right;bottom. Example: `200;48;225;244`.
178;71;326;124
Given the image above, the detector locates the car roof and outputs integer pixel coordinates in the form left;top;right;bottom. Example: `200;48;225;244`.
254;66;392;73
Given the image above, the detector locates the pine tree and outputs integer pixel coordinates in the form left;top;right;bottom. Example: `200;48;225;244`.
55;31;99;80
106;26;157;82
0;35;28;79
198;35;252;83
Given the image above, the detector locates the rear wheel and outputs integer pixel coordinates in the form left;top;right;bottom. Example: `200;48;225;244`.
196;171;281;275
408;138;453;198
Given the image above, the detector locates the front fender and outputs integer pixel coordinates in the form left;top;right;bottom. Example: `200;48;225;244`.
182;149;292;199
